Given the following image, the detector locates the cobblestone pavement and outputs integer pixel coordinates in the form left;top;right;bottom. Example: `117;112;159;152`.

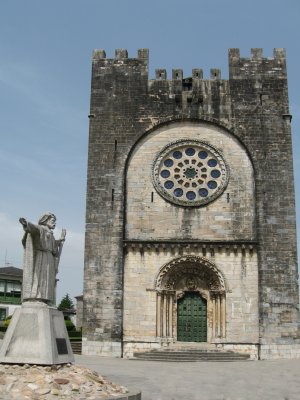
75;355;300;400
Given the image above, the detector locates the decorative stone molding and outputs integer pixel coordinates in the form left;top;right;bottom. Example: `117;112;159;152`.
140;116;236;138
154;255;226;291
123;240;257;255
152;139;229;207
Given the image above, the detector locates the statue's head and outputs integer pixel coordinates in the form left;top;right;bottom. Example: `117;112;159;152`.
38;212;56;230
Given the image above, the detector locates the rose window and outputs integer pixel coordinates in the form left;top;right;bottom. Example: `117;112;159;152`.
152;140;229;206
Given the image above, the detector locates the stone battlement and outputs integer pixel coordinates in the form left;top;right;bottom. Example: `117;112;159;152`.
92;48;149;61
229;47;286;61
229;48;287;79
92;48;287;81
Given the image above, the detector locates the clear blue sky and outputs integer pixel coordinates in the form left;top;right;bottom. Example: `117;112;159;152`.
0;0;299;304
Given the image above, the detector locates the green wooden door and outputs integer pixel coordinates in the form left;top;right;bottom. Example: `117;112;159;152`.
177;292;207;342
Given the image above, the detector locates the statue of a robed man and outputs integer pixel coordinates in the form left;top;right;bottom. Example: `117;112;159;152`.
19;212;66;305
0;213;73;365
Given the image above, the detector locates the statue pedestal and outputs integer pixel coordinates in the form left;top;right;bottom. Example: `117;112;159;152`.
0;301;74;365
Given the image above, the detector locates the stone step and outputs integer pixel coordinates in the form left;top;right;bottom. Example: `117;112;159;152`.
135;353;249;359
165;342;217;349
134;357;249;362
153;349;235;354
133;350;251;362
70;341;82;355
134;354;250;359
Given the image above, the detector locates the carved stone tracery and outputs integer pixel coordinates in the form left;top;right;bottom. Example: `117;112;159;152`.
152;139;229;207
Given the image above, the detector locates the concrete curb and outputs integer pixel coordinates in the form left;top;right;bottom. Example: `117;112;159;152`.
106;390;142;400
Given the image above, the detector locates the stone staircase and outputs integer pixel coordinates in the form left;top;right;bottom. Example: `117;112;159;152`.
133;344;251;362
70;341;82;355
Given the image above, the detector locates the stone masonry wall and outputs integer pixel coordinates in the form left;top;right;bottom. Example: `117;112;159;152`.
123;247;259;343
126;121;255;241
228;49;299;345
83;48;299;358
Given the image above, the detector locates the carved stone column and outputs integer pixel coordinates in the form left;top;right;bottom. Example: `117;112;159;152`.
211;292;226;339
217;294;221;337
157;291;174;338
212;294;216;338
156;292;162;337
168;294;173;337
162;294;167;337
221;293;226;338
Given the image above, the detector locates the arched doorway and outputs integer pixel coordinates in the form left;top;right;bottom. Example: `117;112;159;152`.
177;292;207;342
155;256;226;343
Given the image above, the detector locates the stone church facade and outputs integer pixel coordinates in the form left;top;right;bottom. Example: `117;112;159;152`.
83;48;300;359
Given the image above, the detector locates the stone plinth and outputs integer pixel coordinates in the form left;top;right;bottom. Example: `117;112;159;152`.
0;301;74;365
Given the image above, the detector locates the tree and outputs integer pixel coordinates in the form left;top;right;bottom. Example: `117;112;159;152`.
58;293;74;310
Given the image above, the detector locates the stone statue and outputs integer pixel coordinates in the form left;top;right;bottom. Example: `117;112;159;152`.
19;213;66;305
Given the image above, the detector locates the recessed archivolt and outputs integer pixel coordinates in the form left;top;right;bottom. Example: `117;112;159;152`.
155;255;226;292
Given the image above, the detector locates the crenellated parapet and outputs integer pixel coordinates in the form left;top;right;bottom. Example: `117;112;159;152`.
89;48;290;122
93;49;149;61
93;48;149;62
91;47;288;108
91;48;225;87
92;47;287;80
90;48;232;119
148;69;228;113
229;48;287;79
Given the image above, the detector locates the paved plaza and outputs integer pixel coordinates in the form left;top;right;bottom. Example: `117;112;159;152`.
75;355;300;400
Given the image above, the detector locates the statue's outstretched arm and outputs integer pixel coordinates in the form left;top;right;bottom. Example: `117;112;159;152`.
19;217;27;228
19;218;40;235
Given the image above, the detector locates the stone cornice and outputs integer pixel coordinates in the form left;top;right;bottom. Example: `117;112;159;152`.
123;240;257;254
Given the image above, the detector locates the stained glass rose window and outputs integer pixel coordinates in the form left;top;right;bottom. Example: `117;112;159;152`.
152;140;229;206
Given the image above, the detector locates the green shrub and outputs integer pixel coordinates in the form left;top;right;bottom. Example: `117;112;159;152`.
68;330;82;339
4;315;12;328
65;318;75;331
